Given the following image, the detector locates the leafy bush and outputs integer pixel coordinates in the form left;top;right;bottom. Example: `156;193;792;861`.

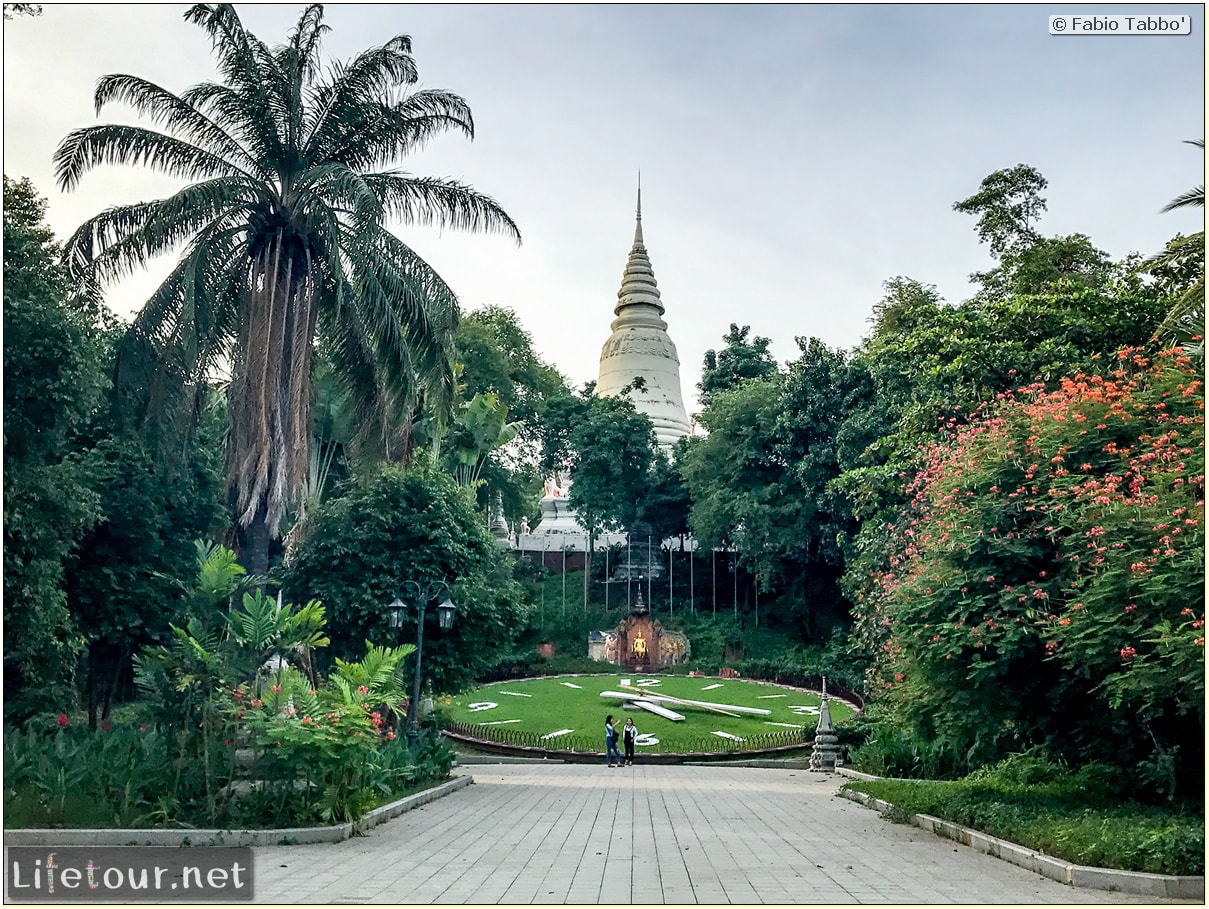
283;465;531;693
852;347;1205;792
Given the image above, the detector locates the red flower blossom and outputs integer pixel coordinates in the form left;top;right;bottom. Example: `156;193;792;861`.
57;714;68;727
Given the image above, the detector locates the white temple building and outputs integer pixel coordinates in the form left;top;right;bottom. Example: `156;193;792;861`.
595;183;692;448
513;183;692;554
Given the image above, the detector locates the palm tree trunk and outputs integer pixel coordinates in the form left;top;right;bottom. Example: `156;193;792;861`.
236;496;272;575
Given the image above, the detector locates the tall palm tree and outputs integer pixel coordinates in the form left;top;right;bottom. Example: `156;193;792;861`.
54;4;520;572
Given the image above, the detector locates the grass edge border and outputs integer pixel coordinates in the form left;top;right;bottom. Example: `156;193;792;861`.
835;777;1204;900
3;776;474;848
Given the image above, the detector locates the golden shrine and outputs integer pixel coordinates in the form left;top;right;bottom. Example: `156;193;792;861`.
587;590;689;672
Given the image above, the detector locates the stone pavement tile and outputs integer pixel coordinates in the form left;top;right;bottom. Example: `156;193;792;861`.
248;764;1197;905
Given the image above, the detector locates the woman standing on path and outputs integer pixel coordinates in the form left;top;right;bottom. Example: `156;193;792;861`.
605;715;621;767
622;717;637;766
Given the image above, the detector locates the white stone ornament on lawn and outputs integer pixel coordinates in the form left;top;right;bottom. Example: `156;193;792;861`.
635;678;661;687
468;702;498;712
498;691;532;697
634;733;659;746
701;684;723;690
712;731;744;741
788;705;822;716
561;682;583;689
541;729;574;740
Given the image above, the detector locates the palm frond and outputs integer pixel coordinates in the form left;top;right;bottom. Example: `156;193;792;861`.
284;4;328;83
54;123;248;192
93;72;260;175
1161;185;1205;213
179;81;279;171
183;5;288;168
364;171;521;242
292;163;383;233
322;89;474;171
302;36;419;161
61;177;259;284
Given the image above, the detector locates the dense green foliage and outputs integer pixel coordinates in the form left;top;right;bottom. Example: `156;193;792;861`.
5;553;455;828
442;305;572;526
672;161;1201;800
283;466;531;693
3;176;107;713
3;176;227;724
843;752;1203;875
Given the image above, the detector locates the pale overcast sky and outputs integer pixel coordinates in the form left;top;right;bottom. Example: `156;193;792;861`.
3;3;1204;413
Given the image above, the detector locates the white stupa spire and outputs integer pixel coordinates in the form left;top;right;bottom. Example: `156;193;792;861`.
635;171;644;245
596;179;692;448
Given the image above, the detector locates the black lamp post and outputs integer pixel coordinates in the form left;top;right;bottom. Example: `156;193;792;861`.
388;580;456;750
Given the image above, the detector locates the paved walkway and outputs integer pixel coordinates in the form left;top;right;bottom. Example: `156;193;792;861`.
252;763;1188;904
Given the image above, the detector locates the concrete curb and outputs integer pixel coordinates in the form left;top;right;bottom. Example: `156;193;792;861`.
4;776;473;848
353;775;473;834
838;787;1204;900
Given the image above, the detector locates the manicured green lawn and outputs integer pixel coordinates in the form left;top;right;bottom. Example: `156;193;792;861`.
445;674;854;754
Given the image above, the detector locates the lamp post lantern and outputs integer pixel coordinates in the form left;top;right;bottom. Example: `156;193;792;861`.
388;580;456;750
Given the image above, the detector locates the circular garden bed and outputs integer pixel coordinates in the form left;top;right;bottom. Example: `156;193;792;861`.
443;674;857;760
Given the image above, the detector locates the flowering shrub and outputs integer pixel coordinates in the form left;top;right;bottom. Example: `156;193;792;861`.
225;643;416;823
853;346;1204;791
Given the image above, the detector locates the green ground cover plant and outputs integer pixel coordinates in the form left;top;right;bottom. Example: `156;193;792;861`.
446;675;854;754
842;753;1204;875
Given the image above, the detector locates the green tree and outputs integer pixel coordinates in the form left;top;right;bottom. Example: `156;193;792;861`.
65;411;226;727
440;392;521;489
454;306;567;432
681;377;784;590
772;337;866;637
699;323;779;406
2;176;108;718
643;444;692;544
564;393;658;600
451;306;570;524
953;163;1048;258
282;465;530;693
566;394;657;539
55;3;520;574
